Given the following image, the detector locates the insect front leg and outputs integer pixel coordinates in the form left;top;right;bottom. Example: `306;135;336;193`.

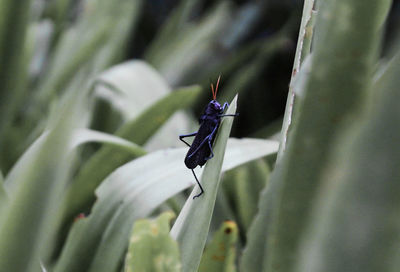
219;113;239;117
220;102;239;117
179;132;197;147
222;102;229;112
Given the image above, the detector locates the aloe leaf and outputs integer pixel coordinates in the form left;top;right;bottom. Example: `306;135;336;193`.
239;50;311;272
4;128;146;195
0;86;84;272
267;0;388;271
55;135;277;272
198;221;238;272
93;60;173;120
0;0;31;168
296;47;400;272
35;0;142;105
92;60;192;150
124;212;181;272
62;85;201;224
278;0;315;160
170;95;237;272
233;159;271;232
146;2;232;85
0;170;7;218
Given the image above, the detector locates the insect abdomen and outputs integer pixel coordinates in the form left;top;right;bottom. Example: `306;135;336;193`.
184;119;218;169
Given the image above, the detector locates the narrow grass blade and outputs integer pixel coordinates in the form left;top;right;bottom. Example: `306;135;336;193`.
170;95;237;272
198;220;238;272
124;212;181;272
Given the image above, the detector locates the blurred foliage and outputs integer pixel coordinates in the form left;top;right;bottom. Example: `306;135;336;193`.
0;0;399;271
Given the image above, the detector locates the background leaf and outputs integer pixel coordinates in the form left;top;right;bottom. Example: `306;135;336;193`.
124;212;181;272
54;135;278;272
198;220;238;272
62;85;201;225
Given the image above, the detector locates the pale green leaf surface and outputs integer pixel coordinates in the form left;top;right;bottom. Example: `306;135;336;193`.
278;0;315;160
296;47;400;272
55;135;278;272
62;85;201;225
90;139;276;272
0;170;7;218
198;221;238;272
4;128;146;195
93;60;192;150
233;159;270;232
35;0;142;105
266;0;387;271
94;60;172;119
0;0;31;146
124;212;180;272
0;85;84;272
170;96;237;272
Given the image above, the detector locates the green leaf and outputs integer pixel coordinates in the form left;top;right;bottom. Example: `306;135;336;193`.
0;84;85;272
198;220;238;272
35;0;143;105
92;60;192;150
61;85;201;225
124;212;181;272
232;159;271;232
278;0;315;160
0;170;7;218
0;0;31;168
264;0;388;271
93;60;173;120
297;47;400;272
4;128;145;195
170;95;237;272
54;136;277;272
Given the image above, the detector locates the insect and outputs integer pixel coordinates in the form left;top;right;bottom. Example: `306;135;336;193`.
179;76;238;199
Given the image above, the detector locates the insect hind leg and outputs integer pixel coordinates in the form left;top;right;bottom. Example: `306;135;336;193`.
191;169;204;199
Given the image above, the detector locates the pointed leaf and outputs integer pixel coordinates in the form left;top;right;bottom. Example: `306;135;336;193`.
170;95;237;272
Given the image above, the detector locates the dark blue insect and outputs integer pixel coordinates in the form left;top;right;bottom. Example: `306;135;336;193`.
180;76;238;199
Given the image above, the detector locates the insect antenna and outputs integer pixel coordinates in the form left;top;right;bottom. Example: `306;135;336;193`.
210;82;215;100
211;75;221;100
